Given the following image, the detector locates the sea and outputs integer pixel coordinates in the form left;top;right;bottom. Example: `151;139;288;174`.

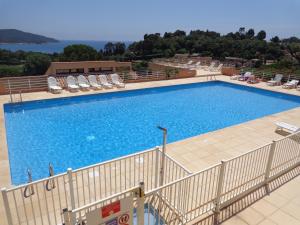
0;40;132;53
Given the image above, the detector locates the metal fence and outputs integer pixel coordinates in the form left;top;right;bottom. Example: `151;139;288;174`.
64;131;300;225
1;147;191;225
240;68;300;83
1;71;171;97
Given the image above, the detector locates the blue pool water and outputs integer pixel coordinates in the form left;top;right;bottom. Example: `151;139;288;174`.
4;81;300;184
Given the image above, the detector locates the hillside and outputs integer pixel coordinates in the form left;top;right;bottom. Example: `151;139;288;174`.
0;29;58;44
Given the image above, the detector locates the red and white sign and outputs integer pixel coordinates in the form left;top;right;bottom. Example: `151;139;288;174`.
101;201;121;218
86;196;133;225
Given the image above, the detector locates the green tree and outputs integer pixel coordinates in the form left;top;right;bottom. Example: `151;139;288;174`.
62;44;98;61
256;30;266;40
24;53;51;75
246;29;255;39
114;42;126;55
271;36;280;43
104;42;115;55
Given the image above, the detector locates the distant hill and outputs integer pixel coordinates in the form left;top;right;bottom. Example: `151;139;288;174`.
0;29;58;44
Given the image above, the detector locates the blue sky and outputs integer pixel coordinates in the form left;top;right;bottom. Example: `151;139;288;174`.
0;0;299;41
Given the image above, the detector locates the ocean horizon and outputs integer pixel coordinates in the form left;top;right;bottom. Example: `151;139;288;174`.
0;40;133;53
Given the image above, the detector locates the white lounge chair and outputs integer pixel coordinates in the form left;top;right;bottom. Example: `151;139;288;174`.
231;72;251;80
193;61;201;68
275;122;300;133
98;75;113;89
47;77;62;94
211;63;223;72
267;74;283;86
204;62;216;71
66;76;79;92
77;75;90;90
88;75;102;89
110;73;125;88
238;72;252;81
282;80;299;89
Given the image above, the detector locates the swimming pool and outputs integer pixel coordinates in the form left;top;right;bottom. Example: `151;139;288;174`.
4;81;300;184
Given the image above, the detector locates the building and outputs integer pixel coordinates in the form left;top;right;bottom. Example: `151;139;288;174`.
45;60;132;75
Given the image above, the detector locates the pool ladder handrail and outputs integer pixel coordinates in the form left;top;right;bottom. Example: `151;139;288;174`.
45;163;56;191
23;169;35;198
8;79;23;103
23;163;56;198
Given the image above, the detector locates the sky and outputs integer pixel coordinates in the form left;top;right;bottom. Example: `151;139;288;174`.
0;0;299;41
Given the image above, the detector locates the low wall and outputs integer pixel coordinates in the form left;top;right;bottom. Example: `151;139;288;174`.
148;62;196;78
221;67;240;76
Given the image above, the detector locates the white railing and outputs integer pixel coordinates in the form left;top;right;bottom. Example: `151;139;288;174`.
152;131;299;224
66;131;300;225
1;147;190;225
3;131;300;225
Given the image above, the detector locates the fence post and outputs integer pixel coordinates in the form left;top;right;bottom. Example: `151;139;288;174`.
67;168;76;207
63;208;76;225
1;188;13;225
136;182;145;225
264;141;276;194
213;160;226;225
154;146;160;188
28;78;31;89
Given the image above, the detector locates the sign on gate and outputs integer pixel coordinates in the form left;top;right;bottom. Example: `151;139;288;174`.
86;196;133;225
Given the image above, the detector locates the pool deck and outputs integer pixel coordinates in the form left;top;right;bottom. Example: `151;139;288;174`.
0;75;300;225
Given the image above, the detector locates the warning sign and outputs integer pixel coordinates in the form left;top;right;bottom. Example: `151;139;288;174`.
101;201;121;218
86;196;133;225
118;213;130;225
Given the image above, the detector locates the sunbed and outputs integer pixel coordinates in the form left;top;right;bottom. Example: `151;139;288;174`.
98;74;113;89
211;63;223;72
282;80;299;89
247;75;260;84
237;72;252;81
88;75;102;89
66;76;79;92
110;73;125;88
267;74;283;86
204;62;216;71
47;76;62;93
78;75;90;90
275;122;300;133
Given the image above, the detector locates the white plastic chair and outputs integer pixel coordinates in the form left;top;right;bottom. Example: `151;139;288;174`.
78;75;90;90
47;77;62;93
110;74;125;88
98;75;113;89
282;80;299;89
66;76;79;92
88;75;102;89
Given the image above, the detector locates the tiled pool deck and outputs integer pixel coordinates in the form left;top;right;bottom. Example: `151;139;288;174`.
0;75;299;225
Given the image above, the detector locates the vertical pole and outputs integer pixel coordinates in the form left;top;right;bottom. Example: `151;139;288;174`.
214;160;226;225
67;168;76;223
137;182;145;225
28;78;31;89
1;188;13;225
19;91;22;102
63;208;72;225
8;80;13;103
154;146;160;188
264;141;276;194
157;126;167;187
